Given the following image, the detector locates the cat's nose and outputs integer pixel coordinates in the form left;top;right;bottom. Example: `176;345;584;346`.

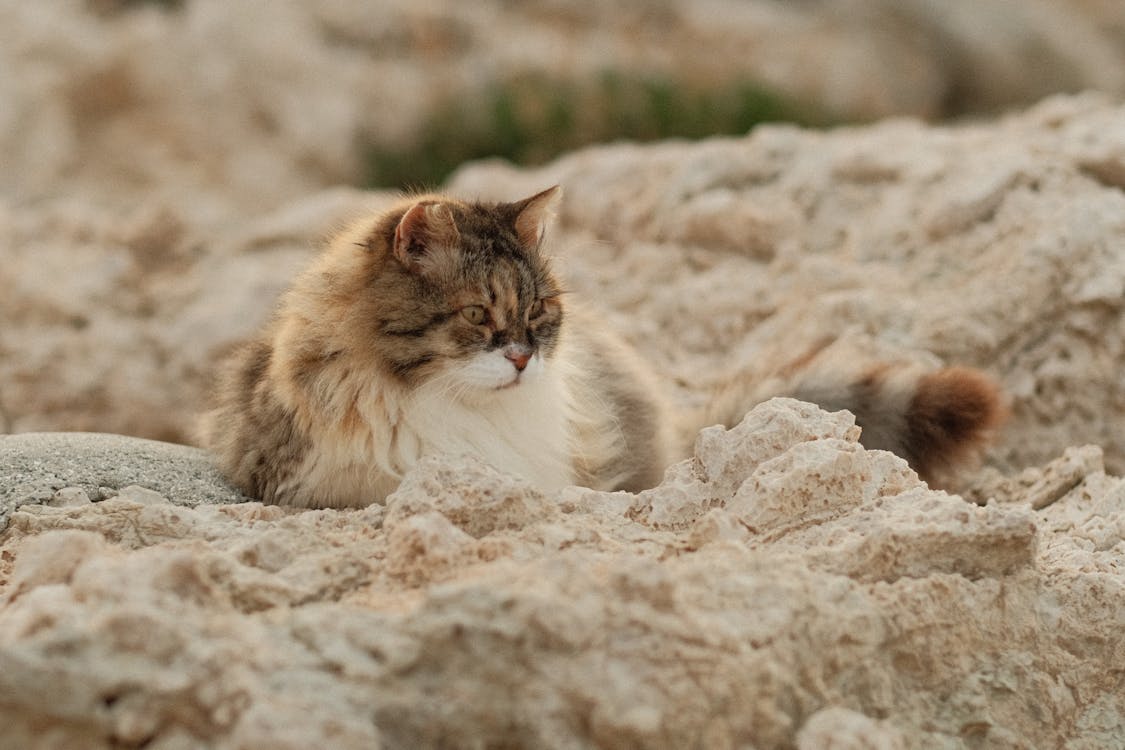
504;344;532;372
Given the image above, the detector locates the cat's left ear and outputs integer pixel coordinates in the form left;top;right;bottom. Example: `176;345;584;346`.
512;185;561;251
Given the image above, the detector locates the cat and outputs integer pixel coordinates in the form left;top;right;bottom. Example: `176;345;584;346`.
201;187;1003;508
202;187;673;508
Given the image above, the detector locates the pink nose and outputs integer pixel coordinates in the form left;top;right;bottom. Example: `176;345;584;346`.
505;348;532;371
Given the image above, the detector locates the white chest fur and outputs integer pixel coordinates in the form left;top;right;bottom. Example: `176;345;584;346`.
283;354;576;509
396;358;576;493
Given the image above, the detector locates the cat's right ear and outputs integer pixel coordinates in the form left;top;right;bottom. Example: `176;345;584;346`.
392;201;460;273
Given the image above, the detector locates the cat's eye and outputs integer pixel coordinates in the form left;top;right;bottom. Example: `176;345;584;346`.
528;299;544;318
461;305;487;325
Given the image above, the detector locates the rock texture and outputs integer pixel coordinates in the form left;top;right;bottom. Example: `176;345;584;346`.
1;399;1122;748
3;6;1125;745
0;433;246;530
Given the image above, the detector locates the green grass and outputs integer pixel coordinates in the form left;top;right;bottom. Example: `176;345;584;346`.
112;0;185;9
363;72;826;190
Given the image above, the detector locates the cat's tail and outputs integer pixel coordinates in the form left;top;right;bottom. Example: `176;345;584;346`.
701;345;1006;485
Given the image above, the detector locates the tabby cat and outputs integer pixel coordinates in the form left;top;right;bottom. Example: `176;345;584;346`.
201;187;1002;508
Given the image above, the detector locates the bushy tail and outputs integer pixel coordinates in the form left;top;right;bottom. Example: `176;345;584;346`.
703;345;1006;485
884;366;1006;482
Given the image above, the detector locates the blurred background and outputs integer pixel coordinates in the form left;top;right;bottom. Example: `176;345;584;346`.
4;0;1125;219
2;0;1125;455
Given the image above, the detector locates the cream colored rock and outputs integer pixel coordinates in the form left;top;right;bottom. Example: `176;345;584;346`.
796;707;906;750
1;400;1123;748
631;398;862;530
727;437;911;533
112;485;169;506
48;487;92;508
969;444;1107;509
385;455;560;539
2;11;1125;743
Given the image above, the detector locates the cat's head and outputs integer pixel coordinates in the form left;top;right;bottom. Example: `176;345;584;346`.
362;186;566;398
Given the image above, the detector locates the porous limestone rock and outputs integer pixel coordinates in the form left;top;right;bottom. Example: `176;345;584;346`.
1;399;1122;748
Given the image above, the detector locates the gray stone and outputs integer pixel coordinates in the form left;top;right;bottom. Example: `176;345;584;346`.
0;432;247;531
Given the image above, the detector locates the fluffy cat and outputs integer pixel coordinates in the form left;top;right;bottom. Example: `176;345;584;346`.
202;187;672;508
201;187;1003;508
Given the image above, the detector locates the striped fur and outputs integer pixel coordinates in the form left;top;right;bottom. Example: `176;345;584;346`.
202;187;1004;507
201;188;672;508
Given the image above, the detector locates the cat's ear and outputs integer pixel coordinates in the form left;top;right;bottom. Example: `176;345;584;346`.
392;200;460;272
512;185;561;251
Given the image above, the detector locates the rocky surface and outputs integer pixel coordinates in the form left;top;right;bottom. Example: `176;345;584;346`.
3;5;1125;745
0;433;245;531
1;399;1122;748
